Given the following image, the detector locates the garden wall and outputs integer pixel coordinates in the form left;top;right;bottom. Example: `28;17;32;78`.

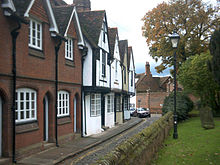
94;112;173;165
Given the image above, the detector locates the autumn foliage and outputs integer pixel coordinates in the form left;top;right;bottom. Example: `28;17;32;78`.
142;0;219;73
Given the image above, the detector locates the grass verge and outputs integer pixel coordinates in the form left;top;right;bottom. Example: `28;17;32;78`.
152;117;220;165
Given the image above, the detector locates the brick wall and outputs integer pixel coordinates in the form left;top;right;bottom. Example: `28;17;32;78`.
136;92;168;114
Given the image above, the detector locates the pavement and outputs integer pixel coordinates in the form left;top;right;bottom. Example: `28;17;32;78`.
16;117;143;165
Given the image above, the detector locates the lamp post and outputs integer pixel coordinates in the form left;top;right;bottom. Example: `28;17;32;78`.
169;31;180;139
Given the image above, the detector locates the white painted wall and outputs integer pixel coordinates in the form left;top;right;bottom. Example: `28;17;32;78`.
83;94;102;136
129;51;135;94
111;36;122;91
130;95;136;108
96;17;110;88
124;110;130;120
83;40;93;86
96;55;110;88
0;96;2;157
105;94;115;128
98;17;109;53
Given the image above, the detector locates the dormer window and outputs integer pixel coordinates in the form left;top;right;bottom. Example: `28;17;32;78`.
102;51;106;77
65;37;73;60
29;19;42;50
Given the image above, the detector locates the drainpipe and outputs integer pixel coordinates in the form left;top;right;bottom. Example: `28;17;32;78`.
81;47;88;137
55;39;62;147
11;21;21;164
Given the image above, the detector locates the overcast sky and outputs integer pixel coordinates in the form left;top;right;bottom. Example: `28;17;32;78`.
64;0;218;76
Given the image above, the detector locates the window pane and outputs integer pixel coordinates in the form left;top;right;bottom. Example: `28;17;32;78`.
26;111;30;118
20;102;24;110
26;93;29;100
31;92;35;100
21;111;24;119
26;102;29;109
32;101;35;109
32;110;35;118
20;93;24;100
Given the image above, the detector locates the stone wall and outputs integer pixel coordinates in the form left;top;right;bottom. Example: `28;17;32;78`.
94;112;173;165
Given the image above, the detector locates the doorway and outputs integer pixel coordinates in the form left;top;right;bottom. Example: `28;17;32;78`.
74;97;77;133
0;96;2;157
101;95;105;126
43;96;49;142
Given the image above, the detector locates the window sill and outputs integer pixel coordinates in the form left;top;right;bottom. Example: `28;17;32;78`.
65;59;75;67
16;121;39;134
29;47;44;59
58;116;72;125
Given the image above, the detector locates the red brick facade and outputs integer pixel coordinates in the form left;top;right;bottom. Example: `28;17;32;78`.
136;62;172;114
0;0;82;158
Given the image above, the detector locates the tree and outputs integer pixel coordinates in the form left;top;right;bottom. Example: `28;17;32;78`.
178;52;220;114
142;0;219;73
209;28;220;85
162;92;193;121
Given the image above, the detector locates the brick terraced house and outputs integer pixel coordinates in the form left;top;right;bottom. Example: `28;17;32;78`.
0;0;136;162
0;0;85;161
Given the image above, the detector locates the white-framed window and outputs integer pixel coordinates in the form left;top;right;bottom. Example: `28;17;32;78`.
102;51;106;77
57;91;70;117
115;60;118;80
91;94;101;117
116;96;121;112
15;88;37;123
65;37;73;60
107;95;114;113
29;18;42;50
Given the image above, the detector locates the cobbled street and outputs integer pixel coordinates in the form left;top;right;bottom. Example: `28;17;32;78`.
59;117;159;165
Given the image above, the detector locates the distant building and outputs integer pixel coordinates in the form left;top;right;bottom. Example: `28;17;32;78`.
136;62;173;114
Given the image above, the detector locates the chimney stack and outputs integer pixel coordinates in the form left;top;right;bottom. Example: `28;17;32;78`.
145;62;152;77
73;0;91;12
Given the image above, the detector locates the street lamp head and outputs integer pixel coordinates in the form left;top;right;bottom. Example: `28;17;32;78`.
169;31;180;48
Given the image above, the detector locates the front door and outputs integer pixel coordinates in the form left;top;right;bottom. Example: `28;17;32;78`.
43;96;49;142
101;95;105;126
74;98;77;133
0;96;2;157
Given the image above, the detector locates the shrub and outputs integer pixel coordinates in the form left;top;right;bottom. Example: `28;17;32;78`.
162;92;194;120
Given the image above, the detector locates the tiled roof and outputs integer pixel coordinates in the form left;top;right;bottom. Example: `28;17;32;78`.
78;10;105;48
119;40;128;63
136;73;170;92
108;28;118;58
12;0;32;16
52;5;75;35
50;0;67;6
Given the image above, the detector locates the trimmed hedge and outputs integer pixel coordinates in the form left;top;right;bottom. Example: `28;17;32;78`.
93;112;173;165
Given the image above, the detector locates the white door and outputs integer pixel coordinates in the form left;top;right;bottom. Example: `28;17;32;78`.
0;96;2;157
74;98;77;133
44;96;49;142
